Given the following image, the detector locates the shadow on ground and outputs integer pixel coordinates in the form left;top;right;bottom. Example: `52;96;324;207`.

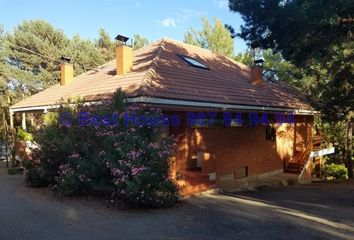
0;169;353;240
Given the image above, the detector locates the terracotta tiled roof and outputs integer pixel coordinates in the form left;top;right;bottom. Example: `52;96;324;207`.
11;38;313;111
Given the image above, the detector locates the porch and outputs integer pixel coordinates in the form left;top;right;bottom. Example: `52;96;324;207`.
284;134;335;180
171;113;335;196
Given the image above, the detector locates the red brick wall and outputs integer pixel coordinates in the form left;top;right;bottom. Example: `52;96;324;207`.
167;111;313;178
192;126;282;175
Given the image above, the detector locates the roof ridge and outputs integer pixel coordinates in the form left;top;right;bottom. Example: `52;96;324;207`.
161;37;250;71
137;39;166;95
73;59;115;80
162;37;213;54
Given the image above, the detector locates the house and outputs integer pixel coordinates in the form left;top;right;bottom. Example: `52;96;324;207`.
10;37;334;196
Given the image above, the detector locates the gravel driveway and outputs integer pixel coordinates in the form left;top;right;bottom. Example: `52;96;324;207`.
0;171;354;240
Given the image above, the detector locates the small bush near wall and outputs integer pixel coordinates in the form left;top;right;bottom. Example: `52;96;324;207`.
323;163;348;180
7;168;24;175
25;90;179;208
25;168;47;187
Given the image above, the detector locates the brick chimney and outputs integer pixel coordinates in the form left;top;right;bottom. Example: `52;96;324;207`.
115;34;133;75
250;57;264;86
250;65;263;86
60;56;73;86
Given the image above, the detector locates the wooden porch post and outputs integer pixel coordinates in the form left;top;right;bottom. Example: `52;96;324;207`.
21;112;26;130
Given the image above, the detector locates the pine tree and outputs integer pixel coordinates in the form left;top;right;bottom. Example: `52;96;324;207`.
229;0;354;177
97;28;115;61
133;34;150;50
4;20;69;93
68;34;105;75
184;17;235;58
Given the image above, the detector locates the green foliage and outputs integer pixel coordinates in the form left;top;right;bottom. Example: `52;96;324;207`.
4;19;69;92
111;89;126;112
229;0;352;63
230;0;354;118
262;49;301;85
323;163;348;180
7;167;23;175
133;34;150;50
54;166;92;196
1;25;16;152
2;20;112;99
43;112;59;125
66;34;105;75
230;0;354;177
184;17;235;57
1;20;150;101
230;0;354;115
25;168;47;187
27;91;179;207
316;41;354;121
96;28;115;61
233;51;253;66
22;158;36;170
321;121;347;163
234;48;302;85
15;128;33;141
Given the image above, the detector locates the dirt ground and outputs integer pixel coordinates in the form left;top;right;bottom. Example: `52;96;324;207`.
0;167;354;240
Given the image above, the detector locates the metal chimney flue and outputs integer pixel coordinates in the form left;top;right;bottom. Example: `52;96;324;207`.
115;34;132;47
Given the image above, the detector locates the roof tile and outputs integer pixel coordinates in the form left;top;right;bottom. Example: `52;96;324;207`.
11;38;313;111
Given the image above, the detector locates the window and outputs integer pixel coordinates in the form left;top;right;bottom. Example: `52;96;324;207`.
178;54;209;69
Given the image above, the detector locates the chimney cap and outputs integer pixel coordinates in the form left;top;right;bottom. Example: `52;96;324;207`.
60;56;71;63
115;34;129;43
254;59;264;66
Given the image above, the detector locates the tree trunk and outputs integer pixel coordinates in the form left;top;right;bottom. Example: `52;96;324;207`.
4;109;9;168
346;120;353;179
11;129;15;168
1;108;9;168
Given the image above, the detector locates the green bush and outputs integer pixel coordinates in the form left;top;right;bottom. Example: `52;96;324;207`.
25;168;47;187
16;128;33;141
7;168;24;175
28;90;179;208
323;163;348;179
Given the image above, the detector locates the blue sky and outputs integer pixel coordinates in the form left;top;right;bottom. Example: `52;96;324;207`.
1;0;247;53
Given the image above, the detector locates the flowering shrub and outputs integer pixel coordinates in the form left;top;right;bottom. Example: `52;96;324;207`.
53;163;92;196
100;108;179;207
26;90;179;207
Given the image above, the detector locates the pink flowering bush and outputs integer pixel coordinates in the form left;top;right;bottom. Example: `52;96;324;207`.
101;111;179;208
26;90;179;207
